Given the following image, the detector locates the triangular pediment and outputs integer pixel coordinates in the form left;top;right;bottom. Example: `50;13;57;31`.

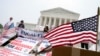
41;7;79;14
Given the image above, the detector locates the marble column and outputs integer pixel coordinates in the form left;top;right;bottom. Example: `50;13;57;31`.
48;17;52;27
39;17;42;26
64;19;67;24
41;17;45;26
53;18;56;27
67;19;70;23
70;19;72;22
59;18;62;25
43;17;47;26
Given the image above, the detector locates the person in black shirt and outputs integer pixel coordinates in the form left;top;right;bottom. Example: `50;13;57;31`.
81;42;89;50
43;26;49;32
18;20;25;28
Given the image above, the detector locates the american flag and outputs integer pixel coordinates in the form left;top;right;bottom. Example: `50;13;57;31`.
44;15;98;47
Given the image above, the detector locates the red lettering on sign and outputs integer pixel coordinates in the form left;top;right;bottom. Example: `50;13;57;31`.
15;46;22;51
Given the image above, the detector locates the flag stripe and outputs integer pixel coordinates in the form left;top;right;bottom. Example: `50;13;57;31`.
50;36;96;44
47;31;96;40
44;23;71;37
51;37;96;47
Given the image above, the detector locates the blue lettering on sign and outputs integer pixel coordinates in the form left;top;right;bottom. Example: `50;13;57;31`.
20;29;44;38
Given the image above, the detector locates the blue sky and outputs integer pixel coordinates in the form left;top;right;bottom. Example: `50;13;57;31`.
0;0;100;26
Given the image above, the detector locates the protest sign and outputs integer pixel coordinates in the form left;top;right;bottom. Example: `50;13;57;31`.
17;29;44;38
5;37;40;54
0;47;32;56
0;28;16;46
37;39;51;52
2;28;16;38
0;37;9;46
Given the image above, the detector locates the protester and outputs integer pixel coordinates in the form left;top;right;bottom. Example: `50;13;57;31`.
4;17;14;30
81;41;89;50
43;26;49;32
18;20;25;28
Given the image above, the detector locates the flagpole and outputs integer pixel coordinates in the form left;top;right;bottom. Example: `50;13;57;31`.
96;7;99;52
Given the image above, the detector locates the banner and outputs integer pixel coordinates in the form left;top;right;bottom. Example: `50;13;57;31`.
0;47;52;56
5;37;40;54
0;37;9;46
2;28;16;38
0;47;31;56
17;29;44;38
0;28;16;46
37;39;51;52
5;37;51;54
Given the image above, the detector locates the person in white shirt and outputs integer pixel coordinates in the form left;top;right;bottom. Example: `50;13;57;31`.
4;17;14;30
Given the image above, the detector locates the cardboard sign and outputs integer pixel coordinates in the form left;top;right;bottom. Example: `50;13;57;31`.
17;29;44;38
5;37;40;54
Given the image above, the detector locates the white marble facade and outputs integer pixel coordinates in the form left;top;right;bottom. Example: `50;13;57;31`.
38;7;80;29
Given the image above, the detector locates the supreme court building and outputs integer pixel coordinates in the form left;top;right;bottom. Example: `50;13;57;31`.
38;7;80;29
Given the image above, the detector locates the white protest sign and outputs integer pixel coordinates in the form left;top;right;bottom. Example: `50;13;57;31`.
2;28;16;38
0;38;9;46
20;37;51;53
5;37;40;54
17;29;44;38
0;47;32;56
37;39;51;52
